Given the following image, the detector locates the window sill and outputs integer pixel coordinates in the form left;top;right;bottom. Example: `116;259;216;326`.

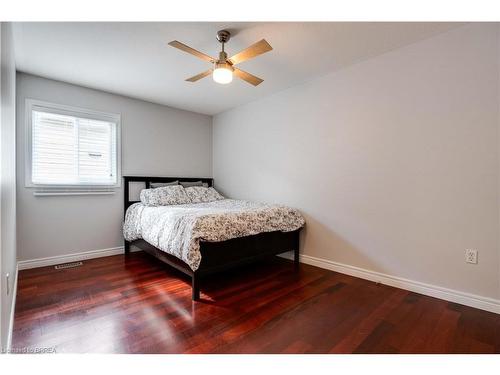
33;190;116;197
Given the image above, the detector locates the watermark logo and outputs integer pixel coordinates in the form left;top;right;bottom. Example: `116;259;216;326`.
1;346;56;354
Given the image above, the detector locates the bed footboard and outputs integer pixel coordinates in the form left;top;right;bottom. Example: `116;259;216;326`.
127;229;301;301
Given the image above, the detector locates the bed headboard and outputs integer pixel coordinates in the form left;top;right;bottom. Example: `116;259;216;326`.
123;175;214;216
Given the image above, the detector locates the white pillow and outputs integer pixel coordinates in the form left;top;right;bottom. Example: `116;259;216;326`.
140;185;190;206
185;186;224;203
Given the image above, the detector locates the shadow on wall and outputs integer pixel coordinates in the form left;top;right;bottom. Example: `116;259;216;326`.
294;213;405;278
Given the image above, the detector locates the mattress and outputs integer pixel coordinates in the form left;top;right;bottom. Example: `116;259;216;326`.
123;199;305;271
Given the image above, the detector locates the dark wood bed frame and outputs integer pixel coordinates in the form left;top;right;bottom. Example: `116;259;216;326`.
123;176;301;301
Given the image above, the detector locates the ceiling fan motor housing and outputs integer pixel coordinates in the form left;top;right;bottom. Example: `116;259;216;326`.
214;60;234;72
217;51;232;64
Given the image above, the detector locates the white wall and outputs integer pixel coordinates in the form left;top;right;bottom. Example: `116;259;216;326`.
17;73;212;261
1;22;17;349
213;24;500;300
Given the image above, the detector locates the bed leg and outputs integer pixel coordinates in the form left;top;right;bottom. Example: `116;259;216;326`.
192;274;200;301
124;240;130;254
293;231;300;271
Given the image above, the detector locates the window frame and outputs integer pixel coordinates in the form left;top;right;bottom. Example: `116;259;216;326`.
25;98;122;189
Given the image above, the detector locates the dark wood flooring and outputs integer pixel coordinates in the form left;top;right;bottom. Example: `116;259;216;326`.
12;251;500;353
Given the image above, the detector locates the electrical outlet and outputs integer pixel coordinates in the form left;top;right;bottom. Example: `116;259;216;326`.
465;249;478;264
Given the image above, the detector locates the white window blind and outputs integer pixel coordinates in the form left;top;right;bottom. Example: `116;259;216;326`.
30;105;119;187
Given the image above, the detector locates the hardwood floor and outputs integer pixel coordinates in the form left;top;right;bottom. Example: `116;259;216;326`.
12;251;500;353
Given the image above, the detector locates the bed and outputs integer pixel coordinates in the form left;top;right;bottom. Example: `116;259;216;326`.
123;176;305;301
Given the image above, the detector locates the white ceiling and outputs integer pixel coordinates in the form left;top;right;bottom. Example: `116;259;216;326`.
13;22;463;115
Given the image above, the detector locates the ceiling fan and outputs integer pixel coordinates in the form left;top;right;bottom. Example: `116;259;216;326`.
168;30;272;86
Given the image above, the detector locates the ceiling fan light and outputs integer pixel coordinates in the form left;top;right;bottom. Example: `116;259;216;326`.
213;66;233;84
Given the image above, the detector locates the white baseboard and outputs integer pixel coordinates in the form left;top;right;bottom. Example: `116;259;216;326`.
17;246;140;270
6;264;18;351
281;252;500;315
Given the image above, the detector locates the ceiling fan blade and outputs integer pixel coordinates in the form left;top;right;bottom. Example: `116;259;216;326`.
234;68;264;86
228;39;273;65
168;41;215;63
185;69;213;82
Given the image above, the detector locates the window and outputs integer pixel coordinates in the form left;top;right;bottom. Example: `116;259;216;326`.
26;99;121;189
